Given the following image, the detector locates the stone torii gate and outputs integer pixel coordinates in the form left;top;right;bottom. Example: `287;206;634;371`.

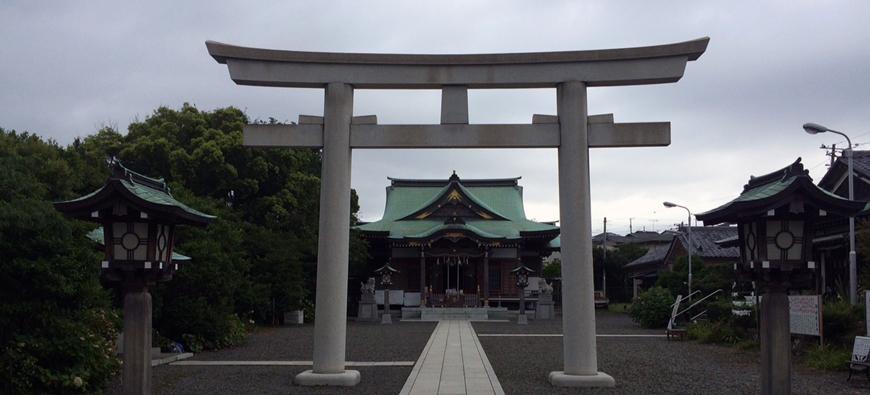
206;37;708;388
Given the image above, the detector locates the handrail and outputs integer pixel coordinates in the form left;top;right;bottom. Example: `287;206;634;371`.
675;289;723;318
690;310;707;322
671;290;701;307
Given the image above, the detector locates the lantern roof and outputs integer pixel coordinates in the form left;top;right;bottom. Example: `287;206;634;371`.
55;159;215;226
374;263;399;274
509;264;535;274
696;158;865;225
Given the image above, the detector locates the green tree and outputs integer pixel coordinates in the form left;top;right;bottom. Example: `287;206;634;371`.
0;129;120;393
629;286;674;328
542;258;561;280
592;244;646;303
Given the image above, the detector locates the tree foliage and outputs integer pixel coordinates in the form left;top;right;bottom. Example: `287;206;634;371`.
0;130;120;393
629;286;674;328
592;244;646;303
0;104;368;392
655;255;732;297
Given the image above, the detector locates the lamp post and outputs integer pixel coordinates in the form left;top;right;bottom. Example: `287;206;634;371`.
664;201;693;301
804;122;858;305
54;159;214;394
375;262;398;324
511;263;534;325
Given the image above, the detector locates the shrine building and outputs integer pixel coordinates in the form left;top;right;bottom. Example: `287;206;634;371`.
356;172;560;309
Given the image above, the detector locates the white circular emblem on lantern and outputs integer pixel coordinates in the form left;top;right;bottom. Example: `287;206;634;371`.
774;230;795;250
122;232;140;250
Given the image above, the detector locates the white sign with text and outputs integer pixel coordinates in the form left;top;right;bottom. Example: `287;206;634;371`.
788;295;822;337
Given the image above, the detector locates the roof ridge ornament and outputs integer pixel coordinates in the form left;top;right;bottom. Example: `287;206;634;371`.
449;170;460;182
744;157;808;192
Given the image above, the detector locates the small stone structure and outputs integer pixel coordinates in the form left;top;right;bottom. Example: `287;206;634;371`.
357;277;378;322
536;279;555;320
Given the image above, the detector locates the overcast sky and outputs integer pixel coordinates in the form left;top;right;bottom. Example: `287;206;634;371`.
2;1;869;234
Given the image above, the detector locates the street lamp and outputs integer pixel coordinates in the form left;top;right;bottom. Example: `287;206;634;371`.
804;122;858;305
375;262;398;324
664;201;693;301
511;263;534;325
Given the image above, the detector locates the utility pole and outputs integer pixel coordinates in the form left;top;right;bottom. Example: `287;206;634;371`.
602;217;607;295
820;144;838;167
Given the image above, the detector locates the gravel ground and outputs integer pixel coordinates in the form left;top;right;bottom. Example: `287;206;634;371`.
106;314;870;394
191;320;436;362
474;313;870;395
474;311;661;335
107;321;434;394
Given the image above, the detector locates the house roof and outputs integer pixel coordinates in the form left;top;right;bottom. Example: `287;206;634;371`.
592;232;627;245
86;227;191;261
355;173;559;242
673;225;740;260
697;158;865;225
55;160;215;226
818;151;870;191
623;230;677;244
624;244;671;272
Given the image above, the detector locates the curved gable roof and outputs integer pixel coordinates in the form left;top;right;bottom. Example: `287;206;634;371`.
356;174;558;240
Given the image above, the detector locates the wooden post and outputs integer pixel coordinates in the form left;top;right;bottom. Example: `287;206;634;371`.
122;281;151;395
419;249;426;306
483;250;490;307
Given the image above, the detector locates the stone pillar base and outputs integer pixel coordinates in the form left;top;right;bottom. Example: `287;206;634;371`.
381;310;392;324
295;370;361;387
549;371;615;387
517;313;528;325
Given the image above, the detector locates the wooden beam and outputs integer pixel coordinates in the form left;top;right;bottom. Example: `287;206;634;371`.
243;120;670;149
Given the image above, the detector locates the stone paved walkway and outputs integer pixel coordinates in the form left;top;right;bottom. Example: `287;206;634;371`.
400;320;505;395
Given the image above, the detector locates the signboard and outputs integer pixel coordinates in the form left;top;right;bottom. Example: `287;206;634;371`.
853;336;870;362
788;295;822;337
866;291;870;336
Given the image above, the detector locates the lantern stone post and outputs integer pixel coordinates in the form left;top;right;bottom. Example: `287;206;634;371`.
511;263;533;325
54;160;214;395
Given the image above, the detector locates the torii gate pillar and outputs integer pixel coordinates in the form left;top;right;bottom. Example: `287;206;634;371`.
295;82;360;386
550;81;613;385
206;37;708;388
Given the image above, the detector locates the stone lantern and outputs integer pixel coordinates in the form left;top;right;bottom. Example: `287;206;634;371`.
696;158;863;395
511;263;534;324
54;159;214;395
375;262;399;324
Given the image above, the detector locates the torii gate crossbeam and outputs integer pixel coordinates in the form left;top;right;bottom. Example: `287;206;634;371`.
207;37;708;388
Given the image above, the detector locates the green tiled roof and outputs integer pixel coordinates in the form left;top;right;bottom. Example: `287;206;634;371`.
697;158;866;224
119;179;214;220
356;177;558;240
86;227;191;261
55;160;214;225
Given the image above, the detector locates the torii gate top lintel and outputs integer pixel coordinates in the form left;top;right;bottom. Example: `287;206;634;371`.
205;37;708;89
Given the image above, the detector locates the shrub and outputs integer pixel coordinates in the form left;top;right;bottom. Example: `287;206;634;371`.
629;287;674;328
687;320;744;344
804;345;850;371
823;301;863;347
